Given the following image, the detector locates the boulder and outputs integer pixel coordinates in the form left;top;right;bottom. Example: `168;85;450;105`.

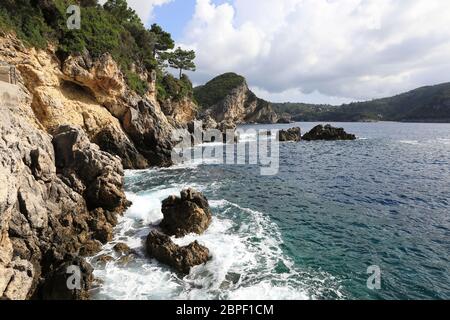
146;231;210;274
279;127;301;142
302;124;356;141
160;189;212;237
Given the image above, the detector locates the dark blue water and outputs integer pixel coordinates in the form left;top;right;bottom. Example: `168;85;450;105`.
92;122;450;300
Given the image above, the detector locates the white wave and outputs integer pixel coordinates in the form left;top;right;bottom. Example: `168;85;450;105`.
398;140;420;145
90;185;342;300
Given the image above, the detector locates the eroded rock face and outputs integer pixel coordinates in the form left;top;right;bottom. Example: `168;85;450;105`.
279;127;302;142
302;124;356;141
123;100;174;167
160;189;212;237
0;94;128;299
198;74;279;128
0;34;179;170
146;231;210;274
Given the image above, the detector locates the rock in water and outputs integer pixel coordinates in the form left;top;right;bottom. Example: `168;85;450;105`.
302;124;356;141
279;127;301;142
160;189;212;237
146;231;210;274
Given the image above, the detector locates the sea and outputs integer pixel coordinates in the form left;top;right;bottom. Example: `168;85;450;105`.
89;122;450;300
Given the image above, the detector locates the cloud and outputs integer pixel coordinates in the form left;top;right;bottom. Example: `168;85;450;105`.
99;0;173;24
181;0;450;103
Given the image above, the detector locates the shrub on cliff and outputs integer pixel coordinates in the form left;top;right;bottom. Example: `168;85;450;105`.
157;73;195;102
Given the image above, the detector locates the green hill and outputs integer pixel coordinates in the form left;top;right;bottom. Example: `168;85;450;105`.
194;72;245;109
273;82;450;122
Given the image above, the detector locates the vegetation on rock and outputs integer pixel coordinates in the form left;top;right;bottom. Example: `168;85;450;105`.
273;82;450;122
194;72;246;109
0;0;196;101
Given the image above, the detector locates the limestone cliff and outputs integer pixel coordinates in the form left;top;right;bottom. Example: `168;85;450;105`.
0;34;176;169
194;73;278;128
0;33;193;299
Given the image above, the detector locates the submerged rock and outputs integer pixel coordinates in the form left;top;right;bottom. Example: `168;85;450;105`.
302;124;356;141
279;127;301;142
146;231;210;274
160;189;212;237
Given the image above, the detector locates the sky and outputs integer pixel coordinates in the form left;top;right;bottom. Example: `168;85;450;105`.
104;0;450;105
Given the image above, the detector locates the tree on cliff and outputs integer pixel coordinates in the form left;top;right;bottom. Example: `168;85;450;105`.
150;23;175;58
167;47;196;79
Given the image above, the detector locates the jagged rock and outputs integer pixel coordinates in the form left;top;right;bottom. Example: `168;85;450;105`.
146;231;210;274
123;100;174;167
52;125;129;212
1;258;34;300
302;124;356;141
0;95;128;300
161;97;198;128
160;189;212;237
196;73;278;127
279;127;302;142
93;126;148;169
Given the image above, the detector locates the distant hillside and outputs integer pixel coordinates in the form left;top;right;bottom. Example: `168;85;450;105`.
194;73;278;125
274;82;450;122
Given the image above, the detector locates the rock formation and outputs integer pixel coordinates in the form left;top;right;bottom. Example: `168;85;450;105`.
160;189;213;237
302;124;356;141
279;127;302;142
146;231;210;274
0;86;128;299
0;32;183;300
195;73;279;129
0;34;178;169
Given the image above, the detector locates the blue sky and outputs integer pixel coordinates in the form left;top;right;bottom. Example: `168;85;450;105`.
151;0;229;41
151;0;196;41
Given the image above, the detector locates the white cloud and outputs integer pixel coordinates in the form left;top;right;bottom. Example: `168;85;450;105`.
99;0;173;24
181;0;450;103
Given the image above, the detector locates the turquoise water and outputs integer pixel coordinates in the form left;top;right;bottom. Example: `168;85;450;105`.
91;122;450;300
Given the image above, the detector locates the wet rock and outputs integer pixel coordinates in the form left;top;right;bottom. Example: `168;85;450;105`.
95;255;114;266
146;231;210;274
302;124;356;141
279;127;301;142
160;189;212;237
113;243;132;255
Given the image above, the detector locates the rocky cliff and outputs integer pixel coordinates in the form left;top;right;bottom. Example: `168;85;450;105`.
0;33;196;299
194;73;278;129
